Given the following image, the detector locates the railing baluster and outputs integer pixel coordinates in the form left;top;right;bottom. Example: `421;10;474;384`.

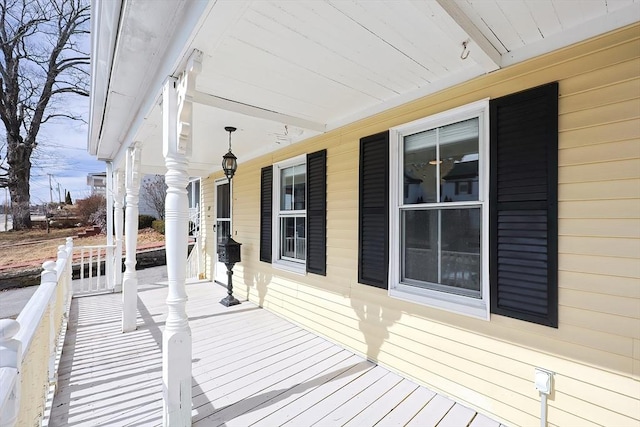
72;245;117;295
97;248;102;290
89;248;94;291
80;249;85;291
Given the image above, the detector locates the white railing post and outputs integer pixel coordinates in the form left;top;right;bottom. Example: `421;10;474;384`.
4;246;72;426
0;319;21;427
65;238;73;303
50;246;67;384
40;262;57;389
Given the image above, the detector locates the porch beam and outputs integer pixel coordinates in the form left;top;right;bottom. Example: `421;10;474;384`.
434;0;501;72
122;143;142;333
192;90;327;133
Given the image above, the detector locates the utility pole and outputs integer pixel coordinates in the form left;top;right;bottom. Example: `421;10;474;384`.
47;174;54;234
48;174;54;205
4;187;8;232
57;183;62;204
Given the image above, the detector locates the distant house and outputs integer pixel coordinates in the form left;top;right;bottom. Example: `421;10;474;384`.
86;172;106;196
87;2;640;426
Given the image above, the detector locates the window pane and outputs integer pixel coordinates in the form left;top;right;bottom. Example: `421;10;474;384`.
216;221;230;244
404;129;437;203
441;208;481;295
216;182;230;218
281;167;294;210
296;217;306;260
280;216;306;261
281;217;295;258
402;209;438;283
402;208;481;297
281;164;306;210
440;118;479;202
293;165;306;210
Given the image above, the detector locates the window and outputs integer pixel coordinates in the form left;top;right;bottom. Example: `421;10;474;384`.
275;158;306;268
359;84;558;327
389;100;490;319
260;150;327;276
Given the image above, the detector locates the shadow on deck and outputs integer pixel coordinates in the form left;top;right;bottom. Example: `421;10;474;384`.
50;266;503;427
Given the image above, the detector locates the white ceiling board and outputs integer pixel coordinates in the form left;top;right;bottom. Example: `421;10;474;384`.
524;0;563;39
461;0;521;52
193;0;486;127
91;0;639;173
329;0;461;74
238;2;420;95
495;0;542;48
200;39;379;123
431;0;502;70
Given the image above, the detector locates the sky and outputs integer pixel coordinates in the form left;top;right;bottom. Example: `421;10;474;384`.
25;96;104;206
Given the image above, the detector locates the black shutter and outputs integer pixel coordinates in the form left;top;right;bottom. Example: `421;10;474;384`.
260;166;272;263
306;150;327;275
358;131;389;289
490;82;558;327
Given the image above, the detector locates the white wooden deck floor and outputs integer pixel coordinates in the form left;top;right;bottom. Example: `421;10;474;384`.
50;266;505;427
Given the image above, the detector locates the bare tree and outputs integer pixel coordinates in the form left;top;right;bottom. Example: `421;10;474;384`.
141;175;166;220
0;0;89;229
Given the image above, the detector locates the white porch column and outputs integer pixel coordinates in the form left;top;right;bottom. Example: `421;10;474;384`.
105;161;114;291
113;168;125;293
162;50;200;427
122;143;142;333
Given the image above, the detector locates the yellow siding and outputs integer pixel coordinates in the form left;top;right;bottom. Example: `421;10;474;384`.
202;24;640;426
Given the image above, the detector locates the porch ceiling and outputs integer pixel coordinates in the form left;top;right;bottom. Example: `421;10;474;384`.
89;0;639;176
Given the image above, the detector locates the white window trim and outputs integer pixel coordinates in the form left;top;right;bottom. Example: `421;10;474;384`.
388;99;490;320
272;154;307;275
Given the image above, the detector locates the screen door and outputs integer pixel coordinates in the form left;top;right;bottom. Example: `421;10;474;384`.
214;180;231;284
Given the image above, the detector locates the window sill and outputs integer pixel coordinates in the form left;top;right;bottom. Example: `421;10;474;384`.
272;259;306;276
389;284;489;320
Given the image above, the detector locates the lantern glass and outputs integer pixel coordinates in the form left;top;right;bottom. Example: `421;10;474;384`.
222;151;237;180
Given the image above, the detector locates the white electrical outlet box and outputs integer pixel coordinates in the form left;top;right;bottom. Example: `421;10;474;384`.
535;368;554;395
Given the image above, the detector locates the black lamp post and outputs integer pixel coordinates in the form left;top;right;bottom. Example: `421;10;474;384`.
219;126;241;307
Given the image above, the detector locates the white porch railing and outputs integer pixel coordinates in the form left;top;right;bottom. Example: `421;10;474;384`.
73;244;117;295
283;236;306;260
0;237;74;427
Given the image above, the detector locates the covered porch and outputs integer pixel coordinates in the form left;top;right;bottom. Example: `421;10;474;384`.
84;1;640;426
50;266;501;427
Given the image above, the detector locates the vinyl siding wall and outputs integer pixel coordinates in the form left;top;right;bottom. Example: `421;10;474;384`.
201;24;640;426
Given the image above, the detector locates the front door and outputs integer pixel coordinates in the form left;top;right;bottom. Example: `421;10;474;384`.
214;180;231;284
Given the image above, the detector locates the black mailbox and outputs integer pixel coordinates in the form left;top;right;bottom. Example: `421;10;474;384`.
218;236;242;264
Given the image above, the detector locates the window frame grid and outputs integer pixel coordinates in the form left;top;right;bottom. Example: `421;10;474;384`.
389;99;491;320
272;154;307;274
279;213;306;263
